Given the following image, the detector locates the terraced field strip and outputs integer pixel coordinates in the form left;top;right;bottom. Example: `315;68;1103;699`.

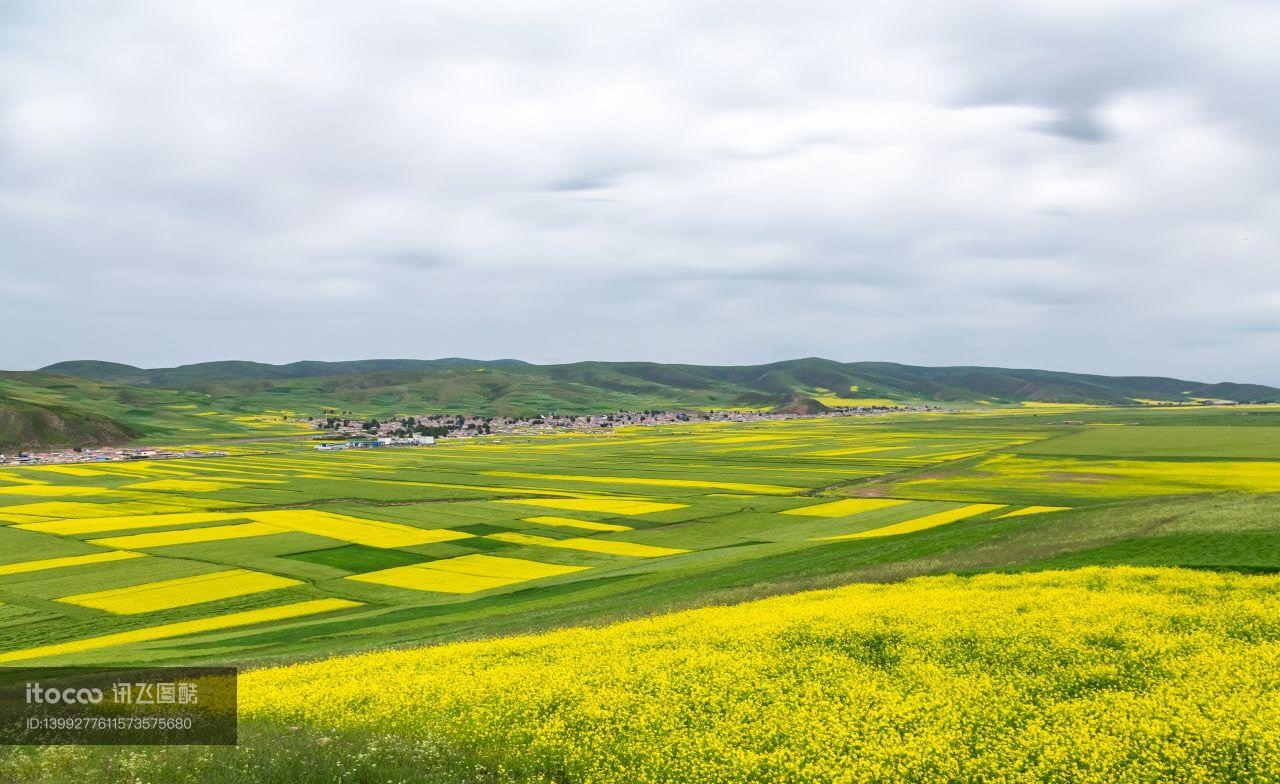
15;511;241;536
996;506;1071;519
781;498;910;517
522;516;633;532
367;479;603;497
498;498;688;515
0;550;144;576
121;479;248;492
0;499;238;521
348;554;589;594
244;510;474;548
0;485;117;497
803;446;911;457
88;522;286;549
819;503;1005;540
57;568;303;614
24;465;109;478
0;598;363;664
895;453;1280;501
487;532;689;557
485;472;804;495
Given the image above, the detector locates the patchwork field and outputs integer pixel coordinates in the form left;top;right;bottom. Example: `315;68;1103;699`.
1;405;1280;780
233;567;1280;783
0;407;1277;669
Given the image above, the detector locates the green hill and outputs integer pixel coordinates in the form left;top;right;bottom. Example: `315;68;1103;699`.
0;372;308;450
41;356;1280;410
41;358;530;387
0;373;142;451
9;357;1278;449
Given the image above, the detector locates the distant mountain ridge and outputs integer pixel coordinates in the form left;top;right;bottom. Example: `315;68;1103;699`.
40;356;1280;406
41;358;531;387
6;357;1277;450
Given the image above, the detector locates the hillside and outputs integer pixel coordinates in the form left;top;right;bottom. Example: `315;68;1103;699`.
38;357;1280;420
231;567;1277;784
3;403;1280;781
0;372;308;450
0;375;142;452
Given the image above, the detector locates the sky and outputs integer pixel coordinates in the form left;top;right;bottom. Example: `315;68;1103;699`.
2;1;1278;382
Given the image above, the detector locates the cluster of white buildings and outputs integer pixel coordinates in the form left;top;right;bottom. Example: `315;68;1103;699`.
314;435;436;451
1;446;230;467
307;404;938;444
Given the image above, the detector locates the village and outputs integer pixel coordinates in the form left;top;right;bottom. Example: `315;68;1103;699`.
304;402;940;447
0;445;230;467
1;404;941;465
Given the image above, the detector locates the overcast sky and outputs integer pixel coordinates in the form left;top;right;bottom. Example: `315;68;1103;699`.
2;1;1278;382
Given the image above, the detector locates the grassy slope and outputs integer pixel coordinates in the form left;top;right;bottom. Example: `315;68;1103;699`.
2;410;1280;781
11;357;1279;448
4;413;1278;666
0;372;309;450
220;493;1280;662
3;566;1278;783
41;357;1280;415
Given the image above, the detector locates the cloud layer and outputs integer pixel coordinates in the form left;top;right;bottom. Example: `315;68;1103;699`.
2;1;1278;381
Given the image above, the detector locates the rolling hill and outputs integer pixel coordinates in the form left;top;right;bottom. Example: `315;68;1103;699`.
0;372;308;451
7;357;1278;449
0;373;143;452
43;357;1280;406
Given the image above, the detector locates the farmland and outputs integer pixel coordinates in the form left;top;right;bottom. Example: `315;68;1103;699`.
11;356;1280;452
1;404;1279;781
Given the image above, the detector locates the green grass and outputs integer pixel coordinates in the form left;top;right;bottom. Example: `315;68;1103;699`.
2;406;1280;781
13;357;1280;450
40;357;1280;413
283;544;432;573
0;372;310;450
0;721;498;784
1015;424;1280;458
0;409;1276;668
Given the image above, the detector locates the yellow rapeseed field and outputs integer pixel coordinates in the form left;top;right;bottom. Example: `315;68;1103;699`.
0;485;114;497
0;498;235;522
996;505;1072;518
122;479;245;492
522;515;633;532
0;550;144;577
820;503;1004;540
781;497;909;517
348;554;589;594
498;498;687;516
487;531;689;557
242;568;1280;784
88;522;285;549
904;453;1280;499
57;568;302;614
23;465;109;477
16;511;240;536
486;471;803;494
244;510;473;548
0;598;361;664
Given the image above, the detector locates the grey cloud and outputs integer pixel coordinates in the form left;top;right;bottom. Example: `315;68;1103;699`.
0;0;1278;384
544;175;616;192
1038;109;1109;143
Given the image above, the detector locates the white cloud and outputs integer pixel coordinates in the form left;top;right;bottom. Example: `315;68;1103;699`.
1;0;1278;382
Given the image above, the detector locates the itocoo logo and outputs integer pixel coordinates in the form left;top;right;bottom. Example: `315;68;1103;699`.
25;682;104;705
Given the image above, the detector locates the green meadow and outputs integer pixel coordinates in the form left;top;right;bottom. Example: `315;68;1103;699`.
1;404;1279;782
0;406;1276;668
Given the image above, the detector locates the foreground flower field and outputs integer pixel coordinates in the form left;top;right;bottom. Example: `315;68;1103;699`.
237;567;1280;784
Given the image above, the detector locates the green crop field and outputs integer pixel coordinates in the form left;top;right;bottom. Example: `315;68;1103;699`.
2;405;1279;781
0;407;1278;665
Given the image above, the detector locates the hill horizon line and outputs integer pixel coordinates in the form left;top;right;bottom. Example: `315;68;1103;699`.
34;356;1280;390
5;355;1279;451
